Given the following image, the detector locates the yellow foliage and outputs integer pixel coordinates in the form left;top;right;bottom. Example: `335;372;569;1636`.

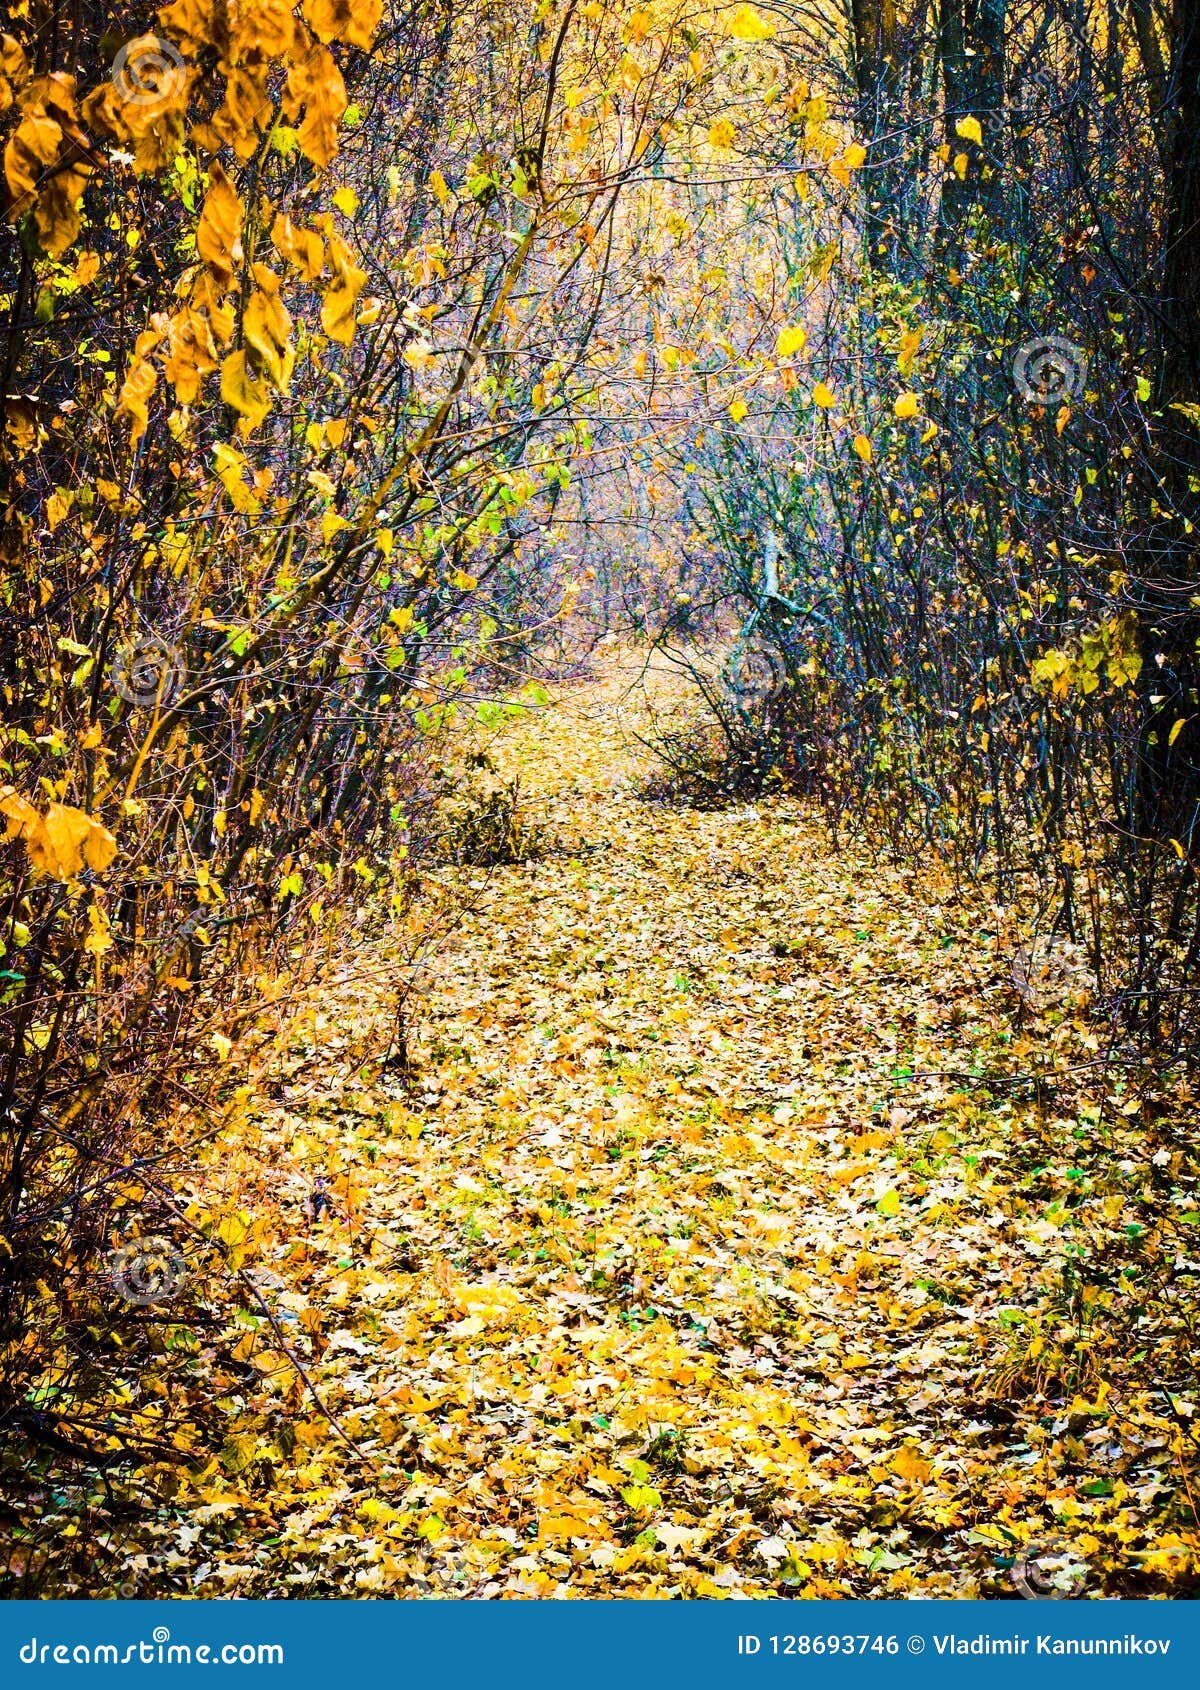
196;164;244;283
212;441;263;512
322;232;367;343
221;349;273;430
304;0;384;50
0;789;117;881
272;213;326;282
724;4;775;40
285;45;347;169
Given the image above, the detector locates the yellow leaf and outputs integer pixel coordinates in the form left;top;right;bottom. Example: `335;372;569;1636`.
890;1445;932;1484
897;327;923;374
952;152;968;180
272;213;325;281
214;1211;250;1248
877;1188;902;1216
116;358;158;444
707;119;736;150
728;397;748;423
212;1032;233;1061
893;392;919;419
852;433;873;463
220;349;273;430
84;902;114;958
304;0;383;51
212;441;262;513
812;381;835;409
843;142;867;170
725;3;775;40
332;185;358;216
955;115;983;146
322;233;367;343
0;790;117;882
285;45;348;169
196;165;244;283
4;109;62;201
243;284;294;391
1169;718;1187;747
776;325;807;358
620;1483;663;1512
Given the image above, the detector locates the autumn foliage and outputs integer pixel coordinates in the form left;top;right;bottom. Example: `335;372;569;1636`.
2;0;1199;1600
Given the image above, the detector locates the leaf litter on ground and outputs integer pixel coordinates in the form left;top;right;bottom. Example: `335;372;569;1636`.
96;653;1200;1599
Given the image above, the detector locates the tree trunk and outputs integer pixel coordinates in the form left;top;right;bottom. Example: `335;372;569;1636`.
1138;0;1200;846
849;0;902;270
936;1;1006;259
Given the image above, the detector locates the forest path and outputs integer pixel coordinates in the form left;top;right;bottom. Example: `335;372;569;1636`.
186;654;1161;1599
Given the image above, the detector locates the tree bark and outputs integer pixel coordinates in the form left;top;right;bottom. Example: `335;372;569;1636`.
937;1;1007;259
849;0;902;270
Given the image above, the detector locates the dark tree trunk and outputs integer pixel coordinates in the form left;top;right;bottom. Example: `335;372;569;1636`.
849;0;902;270
1138;0;1200;845
937;0;1007;260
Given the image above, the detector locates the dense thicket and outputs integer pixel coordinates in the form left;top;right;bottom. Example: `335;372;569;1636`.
649;0;1200;1059
0;0;699;1578
4;0;1199;1594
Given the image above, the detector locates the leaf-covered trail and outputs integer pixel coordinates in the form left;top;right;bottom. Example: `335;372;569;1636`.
184;657;1196;1598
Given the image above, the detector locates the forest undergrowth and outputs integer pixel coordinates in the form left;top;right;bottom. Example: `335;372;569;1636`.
22;652;1197;1601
